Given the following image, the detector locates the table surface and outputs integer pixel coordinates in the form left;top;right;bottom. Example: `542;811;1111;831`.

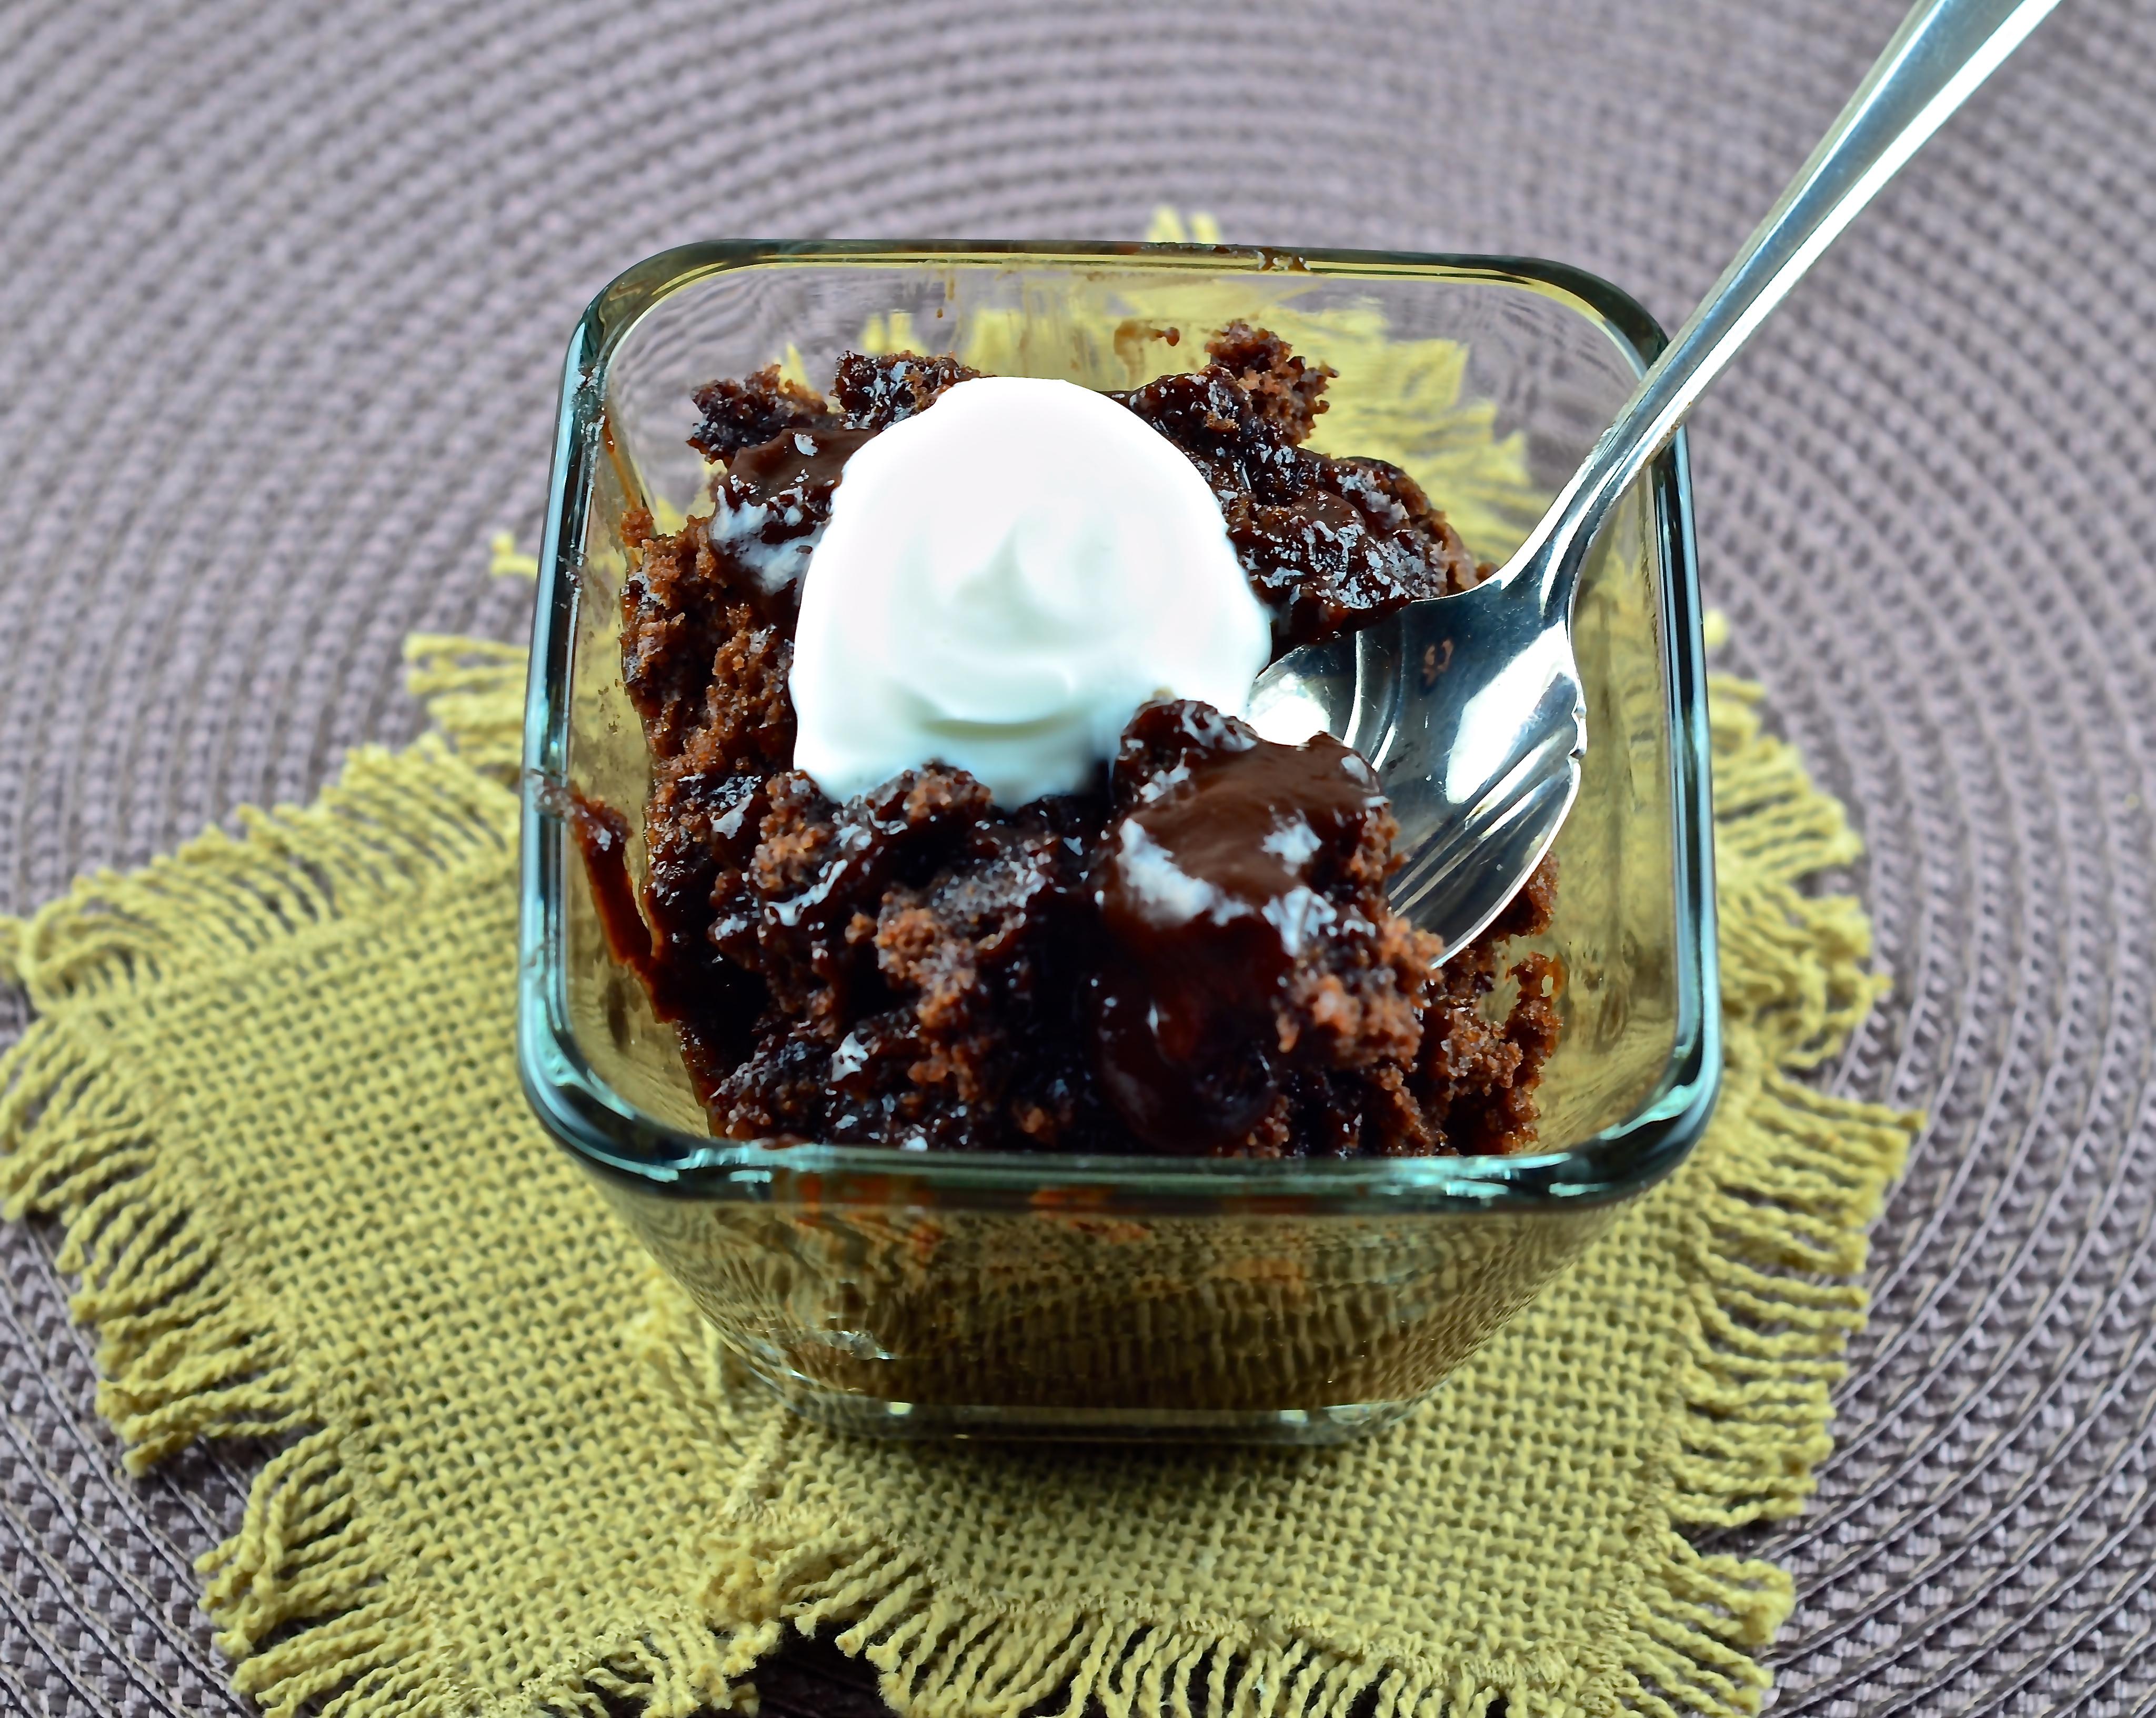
4;2;2155;1714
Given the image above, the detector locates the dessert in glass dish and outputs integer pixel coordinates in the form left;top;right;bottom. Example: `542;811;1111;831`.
519;243;1718;1441
588;322;1560;1164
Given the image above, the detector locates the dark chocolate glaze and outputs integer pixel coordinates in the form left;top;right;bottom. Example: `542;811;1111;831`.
560;788;650;973
704;420;879;624
1090;702;1390;1153
725;423;879;503
559;781;771;1094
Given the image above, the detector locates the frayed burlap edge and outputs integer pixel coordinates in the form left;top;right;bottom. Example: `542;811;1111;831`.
0;640;1918;1718
0;717;522;1715
633;676;1921;1718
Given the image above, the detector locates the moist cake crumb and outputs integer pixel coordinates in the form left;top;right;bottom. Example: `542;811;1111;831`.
610;328;1560;1156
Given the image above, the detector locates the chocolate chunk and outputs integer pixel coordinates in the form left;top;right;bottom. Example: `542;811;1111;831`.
705;419;878;622
832;350;981;428
1089;701;1435;1154
1114;343;1481;650
688;364;829;462
1204;320;1333;442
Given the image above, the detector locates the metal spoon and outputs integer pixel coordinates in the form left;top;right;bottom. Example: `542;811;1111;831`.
1246;0;2058;954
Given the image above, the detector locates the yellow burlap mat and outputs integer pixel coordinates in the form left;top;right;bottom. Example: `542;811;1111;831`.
0;624;1917;1718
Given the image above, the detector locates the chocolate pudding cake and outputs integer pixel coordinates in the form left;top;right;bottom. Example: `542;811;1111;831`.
601;324;1560;1157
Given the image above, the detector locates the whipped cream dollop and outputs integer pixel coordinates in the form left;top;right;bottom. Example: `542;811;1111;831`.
788;376;1272;807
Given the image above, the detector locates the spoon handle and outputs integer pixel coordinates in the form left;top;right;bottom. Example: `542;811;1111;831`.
1520;0;2059;618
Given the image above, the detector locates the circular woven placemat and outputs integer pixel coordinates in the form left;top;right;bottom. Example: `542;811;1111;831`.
3;2;2154;1713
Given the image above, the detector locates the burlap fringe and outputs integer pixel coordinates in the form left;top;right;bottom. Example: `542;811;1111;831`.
0;655;1919;1718
1592;681;1915;1718
0;732;519;1718
0;674;747;1718
402;632;529;781
715;1527;1503;1718
0;1024;313;1471
0;734;513;1014
696;678;1919;1718
525;1609;746;1718
710;1520;1804;1718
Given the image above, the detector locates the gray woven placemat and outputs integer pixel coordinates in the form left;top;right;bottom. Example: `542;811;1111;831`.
3;1;2153;1713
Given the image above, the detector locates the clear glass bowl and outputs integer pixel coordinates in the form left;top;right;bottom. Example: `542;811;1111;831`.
517;241;1720;1444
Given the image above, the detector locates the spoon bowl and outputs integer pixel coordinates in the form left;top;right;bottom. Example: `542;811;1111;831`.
1250;0;2057;953
1249;570;1583;953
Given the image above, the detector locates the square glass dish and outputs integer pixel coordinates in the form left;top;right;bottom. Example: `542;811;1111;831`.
518;241;1720;1444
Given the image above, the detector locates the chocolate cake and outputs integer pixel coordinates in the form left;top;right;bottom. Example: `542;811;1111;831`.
607;325;1560;1157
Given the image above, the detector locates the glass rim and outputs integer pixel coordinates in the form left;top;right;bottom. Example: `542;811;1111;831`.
516;239;1723;1215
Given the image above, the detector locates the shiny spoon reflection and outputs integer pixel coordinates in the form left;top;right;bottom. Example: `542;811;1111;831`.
1247;0;2058;954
